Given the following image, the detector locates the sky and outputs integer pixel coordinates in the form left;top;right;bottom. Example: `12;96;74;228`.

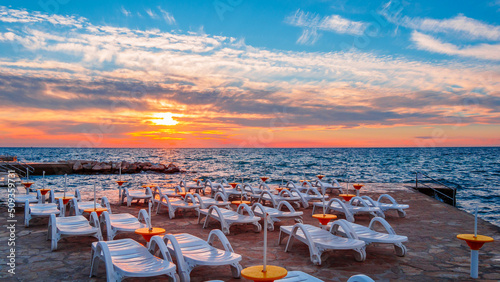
0;0;499;148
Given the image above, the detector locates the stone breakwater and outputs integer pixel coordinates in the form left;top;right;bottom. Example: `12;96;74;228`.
17;160;182;175
71;160;181;174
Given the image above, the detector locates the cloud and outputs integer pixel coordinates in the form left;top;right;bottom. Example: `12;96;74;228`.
0;6;498;137
402;14;500;41
380;2;500;41
411;31;500;61
158;7;176;25
285;9;367;44
145;8;158;19
121;6;131;17
0;6;85;27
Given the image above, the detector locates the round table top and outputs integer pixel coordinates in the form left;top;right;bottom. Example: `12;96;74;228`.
316;175;325;180
135;227;166;235
38;189;51;195
232;200;251;206
275;187;289;192
457;234;494;243
192;179;203;182
339;194;356;201
312;213;337;225
260;177;269;182
116;180;127;184
229;182;240;188
312;214;337;220
457;233;494;250
84;208;108;215
241;265;288;282
55;196;74;204
353;184;364;190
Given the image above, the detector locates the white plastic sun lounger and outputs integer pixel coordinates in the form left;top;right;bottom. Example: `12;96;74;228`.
360;195;409;217
243;182;271;199
90;237;179;281
251;202;303;231
24;198;64;227
327;217;408;256
100;209;149;241
193;192;231;209
276;271;324;282
258;190;307;209
161;230;243;282
48;188;81;203
312;179;343;194
279;223;366;265
205;179;241;198
48;212;102;251
180;179;205;195
312;197;384;222
15;189;41;206
198;204;262;235
156;194;200;219
289;186;328;203
69;198;104;216
348;274;375;282
121;187;153;207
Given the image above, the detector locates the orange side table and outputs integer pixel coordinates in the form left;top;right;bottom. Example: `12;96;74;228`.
457;234;494;278
232;200;251;207
22;181;35;189
241;265;287;282
55;197;73;205
339;194;356;202
312;214;337;226
275;187;289;193
135;227;166;242
84;208;108;217
116;180;127;186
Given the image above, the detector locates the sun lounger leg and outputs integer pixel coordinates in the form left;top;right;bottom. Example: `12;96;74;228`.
253;222;262;233
354;247;366;262
394;242;407;256
397;209;406;218
231;262;243;278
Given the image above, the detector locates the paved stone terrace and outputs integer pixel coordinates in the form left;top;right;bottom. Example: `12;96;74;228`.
1;183;499;281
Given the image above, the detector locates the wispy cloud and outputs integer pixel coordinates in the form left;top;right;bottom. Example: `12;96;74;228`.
0;6;85;27
121;6;131;17
285;9;367;44
158;7;176;25
401;14;500;41
411;31;500;61
379;2;500;61
145;8;158;19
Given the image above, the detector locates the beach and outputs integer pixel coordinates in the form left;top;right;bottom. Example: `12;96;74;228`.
2;183;499;281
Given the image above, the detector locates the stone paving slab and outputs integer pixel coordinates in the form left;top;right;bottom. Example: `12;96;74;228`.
1;183;499;281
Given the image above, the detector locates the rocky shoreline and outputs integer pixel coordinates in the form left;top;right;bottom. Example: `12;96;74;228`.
71;160;181;174
10;160;182;175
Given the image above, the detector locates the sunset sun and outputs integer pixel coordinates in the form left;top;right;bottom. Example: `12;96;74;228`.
152;112;179;126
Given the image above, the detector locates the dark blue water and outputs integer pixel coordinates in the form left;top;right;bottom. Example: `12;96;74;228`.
2;147;499;226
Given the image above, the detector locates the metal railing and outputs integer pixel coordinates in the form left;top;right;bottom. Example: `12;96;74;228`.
0;160;35;178
415;172;457;206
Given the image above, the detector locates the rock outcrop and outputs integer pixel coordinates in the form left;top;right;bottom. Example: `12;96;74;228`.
64;160;181;174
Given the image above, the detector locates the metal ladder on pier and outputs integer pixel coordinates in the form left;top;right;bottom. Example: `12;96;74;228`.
0;155;35;178
414;172;457;206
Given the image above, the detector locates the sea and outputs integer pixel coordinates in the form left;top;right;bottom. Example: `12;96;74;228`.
1;147;499;227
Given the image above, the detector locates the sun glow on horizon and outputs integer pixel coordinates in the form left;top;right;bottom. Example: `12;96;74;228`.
151;112;179;126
